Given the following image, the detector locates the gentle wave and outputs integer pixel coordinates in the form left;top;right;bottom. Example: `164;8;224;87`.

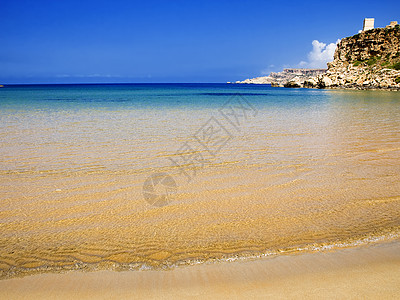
1;229;399;279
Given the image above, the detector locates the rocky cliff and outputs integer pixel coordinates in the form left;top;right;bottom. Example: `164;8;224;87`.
308;25;400;90
232;69;326;86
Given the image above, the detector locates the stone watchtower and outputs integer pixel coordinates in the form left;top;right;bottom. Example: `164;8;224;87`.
363;18;375;31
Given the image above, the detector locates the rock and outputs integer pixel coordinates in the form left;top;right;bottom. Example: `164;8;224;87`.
305;26;400;90
284;77;302;88
303;78;318;88
334;27;400;64
233;68;326;86
356;78;364;85
363;80;370;86
233;25;400;90
318;76;333;88
234;76;272;84
284;81;302;88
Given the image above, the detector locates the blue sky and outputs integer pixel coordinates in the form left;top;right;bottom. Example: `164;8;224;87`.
1;0;399;83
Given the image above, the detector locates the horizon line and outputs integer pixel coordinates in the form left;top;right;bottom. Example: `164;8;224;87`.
1;82;272;86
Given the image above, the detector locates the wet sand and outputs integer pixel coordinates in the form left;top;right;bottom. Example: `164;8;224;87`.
1;87;400;296
1;90;400;277
1;240;399;299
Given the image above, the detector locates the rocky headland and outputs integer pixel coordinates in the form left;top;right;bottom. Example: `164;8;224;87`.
232;68;326;86
233;24;400;90
309;25;400;90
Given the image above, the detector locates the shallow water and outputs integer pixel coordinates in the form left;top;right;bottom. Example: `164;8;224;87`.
0;84;399;278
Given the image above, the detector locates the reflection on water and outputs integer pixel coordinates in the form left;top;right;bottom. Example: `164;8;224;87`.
0;85;399;278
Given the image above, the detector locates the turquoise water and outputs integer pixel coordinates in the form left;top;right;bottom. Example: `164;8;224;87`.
0;83;334;109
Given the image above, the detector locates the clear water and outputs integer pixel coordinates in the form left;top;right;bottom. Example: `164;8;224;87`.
0;84;399;278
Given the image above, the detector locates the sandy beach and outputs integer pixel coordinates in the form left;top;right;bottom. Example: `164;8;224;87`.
1;86;399;299
2;0;400;298
1;240;399;299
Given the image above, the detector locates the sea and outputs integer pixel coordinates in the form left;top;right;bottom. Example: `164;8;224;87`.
0;83;399;278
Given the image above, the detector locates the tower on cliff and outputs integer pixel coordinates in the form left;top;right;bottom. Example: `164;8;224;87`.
363;18;375;31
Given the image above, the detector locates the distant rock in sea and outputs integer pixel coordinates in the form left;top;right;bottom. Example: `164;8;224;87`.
231;69;327;86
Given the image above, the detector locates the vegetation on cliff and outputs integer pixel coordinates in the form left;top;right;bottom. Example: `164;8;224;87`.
313;25;400;89
233;24;400;90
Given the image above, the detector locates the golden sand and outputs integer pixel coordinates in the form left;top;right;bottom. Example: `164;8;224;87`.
0;241;399;299
1;93;400;278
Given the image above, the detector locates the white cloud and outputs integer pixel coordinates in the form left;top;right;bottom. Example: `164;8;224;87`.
298;61;307;67
260;64;276;75
299;39;340;68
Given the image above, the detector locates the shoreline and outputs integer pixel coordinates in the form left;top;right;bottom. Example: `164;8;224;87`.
1;228;399;280
229;82;400;91
1;239;399;299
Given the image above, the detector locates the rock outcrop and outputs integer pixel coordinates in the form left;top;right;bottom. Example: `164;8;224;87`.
230;24;400;90
310;25;400;90
232;69;326;86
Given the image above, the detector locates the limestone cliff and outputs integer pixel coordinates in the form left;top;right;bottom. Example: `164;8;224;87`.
232;69;326;86
310;25;400;89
